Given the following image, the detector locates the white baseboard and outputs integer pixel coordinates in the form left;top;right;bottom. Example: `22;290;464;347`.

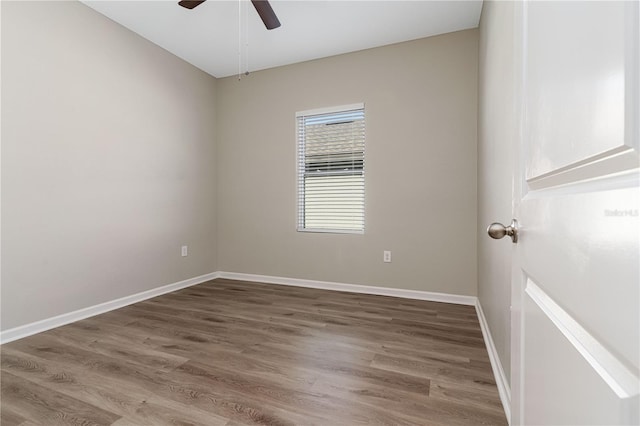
475;300;512;424
216;271;477;306
0;272;220;345
0;271;475;344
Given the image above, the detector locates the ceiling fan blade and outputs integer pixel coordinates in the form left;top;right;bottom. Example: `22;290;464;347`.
251;0;281;30
178;0;206;10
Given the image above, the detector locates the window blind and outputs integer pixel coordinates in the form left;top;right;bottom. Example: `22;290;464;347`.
297;104;365;233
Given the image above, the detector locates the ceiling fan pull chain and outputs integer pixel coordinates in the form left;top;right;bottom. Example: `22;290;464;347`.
238;0;242;80
245;0;250;76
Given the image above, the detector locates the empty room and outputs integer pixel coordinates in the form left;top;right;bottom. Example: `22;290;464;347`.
1;0;638;425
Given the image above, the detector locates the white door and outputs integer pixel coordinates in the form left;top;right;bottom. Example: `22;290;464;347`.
510;1;640;424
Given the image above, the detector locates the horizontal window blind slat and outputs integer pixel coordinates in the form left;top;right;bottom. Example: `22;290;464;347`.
304;187;365;192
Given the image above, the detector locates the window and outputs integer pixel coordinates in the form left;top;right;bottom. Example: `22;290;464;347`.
297;104;365;233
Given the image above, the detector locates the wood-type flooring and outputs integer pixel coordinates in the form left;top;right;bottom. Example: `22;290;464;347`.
1;278;507;425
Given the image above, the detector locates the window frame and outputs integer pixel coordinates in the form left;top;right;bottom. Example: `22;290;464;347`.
296;103;366;234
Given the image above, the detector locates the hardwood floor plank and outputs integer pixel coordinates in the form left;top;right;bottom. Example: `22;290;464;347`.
157;347;319;392
240;343;433;397
370;353;497;389
45;326;190;373
429;381;506;415
0;405;28;426
1;279;507;425
311;377;505;426
1;371;121;425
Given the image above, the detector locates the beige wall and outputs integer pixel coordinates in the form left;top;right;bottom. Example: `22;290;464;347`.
216;30;478;295
1;1;218;330
477;0;516;382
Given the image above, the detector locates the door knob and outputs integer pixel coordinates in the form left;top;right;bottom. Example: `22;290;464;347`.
487;219;519;243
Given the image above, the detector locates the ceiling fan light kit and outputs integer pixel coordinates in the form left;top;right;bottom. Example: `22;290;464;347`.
178;0;281;30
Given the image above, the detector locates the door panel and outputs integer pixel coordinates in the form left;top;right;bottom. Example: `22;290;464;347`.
523;279;637;425
524;1;633;180
519;181;639;371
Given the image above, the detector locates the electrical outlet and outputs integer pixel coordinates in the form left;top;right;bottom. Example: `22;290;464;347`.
181;245;188;257
383;250;391;263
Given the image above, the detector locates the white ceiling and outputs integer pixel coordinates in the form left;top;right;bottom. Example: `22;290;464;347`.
82;1;483;78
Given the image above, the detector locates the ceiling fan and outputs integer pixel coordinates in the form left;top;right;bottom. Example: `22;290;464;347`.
178;0;281;30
